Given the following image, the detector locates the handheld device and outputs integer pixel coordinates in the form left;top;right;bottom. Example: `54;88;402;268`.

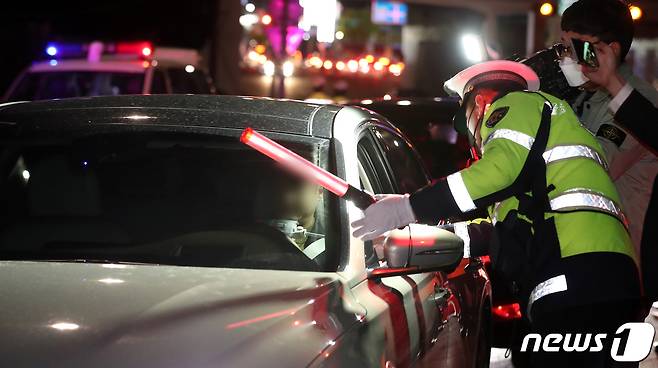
571;39;599;68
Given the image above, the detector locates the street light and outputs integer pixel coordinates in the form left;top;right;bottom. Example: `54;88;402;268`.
630;5;643;21
539;2;554;16
461;34;484;63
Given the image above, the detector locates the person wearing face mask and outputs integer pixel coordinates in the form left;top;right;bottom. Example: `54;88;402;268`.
560;0;658;282
351;60;642;367
581;41;658;338
581;42;658;154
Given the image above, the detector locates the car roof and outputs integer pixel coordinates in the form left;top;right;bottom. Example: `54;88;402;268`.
29;60;148;73
0;95;346;138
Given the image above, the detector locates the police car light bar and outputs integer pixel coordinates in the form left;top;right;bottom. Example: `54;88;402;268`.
240;128;375;210
44;41;153;60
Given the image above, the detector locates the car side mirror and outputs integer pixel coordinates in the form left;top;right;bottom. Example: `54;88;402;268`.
368;223;464;278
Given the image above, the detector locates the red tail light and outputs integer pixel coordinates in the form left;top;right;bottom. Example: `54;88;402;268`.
493;303;522;320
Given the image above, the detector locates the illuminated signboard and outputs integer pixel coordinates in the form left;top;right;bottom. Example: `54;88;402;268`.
372;0;408;26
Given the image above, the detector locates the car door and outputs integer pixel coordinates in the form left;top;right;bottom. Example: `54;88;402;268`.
355;123;456;367
370;125;489;368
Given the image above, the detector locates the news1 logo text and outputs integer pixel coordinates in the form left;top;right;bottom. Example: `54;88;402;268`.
521;323;656;362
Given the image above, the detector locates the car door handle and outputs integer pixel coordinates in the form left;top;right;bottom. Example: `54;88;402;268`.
434;286;451;308
464;258;483;274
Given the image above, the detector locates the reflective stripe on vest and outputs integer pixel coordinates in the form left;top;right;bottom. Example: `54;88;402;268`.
482;128;621;224
483;129;534;151
454;222;470;258
527;274;568;318
447;172;476;213
542;145;608;170
550;188;628;228
484;129;608;170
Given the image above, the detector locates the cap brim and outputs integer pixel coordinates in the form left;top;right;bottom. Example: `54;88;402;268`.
444;60;541;99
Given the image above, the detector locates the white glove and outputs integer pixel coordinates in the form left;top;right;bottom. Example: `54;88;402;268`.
351;194;417;241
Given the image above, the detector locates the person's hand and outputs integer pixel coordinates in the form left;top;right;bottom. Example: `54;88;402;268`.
351;194;417;241
582;42;626;96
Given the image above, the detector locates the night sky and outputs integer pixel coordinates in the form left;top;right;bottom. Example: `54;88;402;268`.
1;0;216;92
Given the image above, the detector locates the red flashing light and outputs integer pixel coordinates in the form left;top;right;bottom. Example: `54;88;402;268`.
115;42;153;58
493;303;522;320
240;128;350;196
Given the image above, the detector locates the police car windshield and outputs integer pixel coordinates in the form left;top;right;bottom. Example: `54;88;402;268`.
6;71;144;101
0;131;337;272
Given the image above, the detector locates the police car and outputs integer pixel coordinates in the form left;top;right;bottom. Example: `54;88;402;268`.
2;41;215;102
0;95;491;367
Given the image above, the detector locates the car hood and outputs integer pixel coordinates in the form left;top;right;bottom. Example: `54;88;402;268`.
0;261;365;367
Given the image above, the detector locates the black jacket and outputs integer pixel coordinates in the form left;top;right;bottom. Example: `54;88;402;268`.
615;89;658;153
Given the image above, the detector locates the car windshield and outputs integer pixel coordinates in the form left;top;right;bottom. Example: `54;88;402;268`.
0;130;338;272
6;71;144;101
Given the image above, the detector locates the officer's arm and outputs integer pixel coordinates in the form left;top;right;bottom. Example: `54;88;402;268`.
409;122;530;223
451;219;494;258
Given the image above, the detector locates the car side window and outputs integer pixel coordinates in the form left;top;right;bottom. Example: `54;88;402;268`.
169;68;200;94
357;129;397;269
372;127;430;194
150;70;168;94
357;132;394;194
191;71;212;94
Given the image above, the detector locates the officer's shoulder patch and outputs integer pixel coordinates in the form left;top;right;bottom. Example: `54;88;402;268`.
485;106;509;128
596;123;627;147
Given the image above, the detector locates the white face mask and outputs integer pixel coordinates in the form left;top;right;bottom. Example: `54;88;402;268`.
559;56;589;87
266;219;307;247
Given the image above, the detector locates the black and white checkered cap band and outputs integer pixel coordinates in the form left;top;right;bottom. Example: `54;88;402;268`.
463;71;528;95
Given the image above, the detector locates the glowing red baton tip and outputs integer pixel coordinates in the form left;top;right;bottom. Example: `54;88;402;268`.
240;127;254;143
240;127;350;196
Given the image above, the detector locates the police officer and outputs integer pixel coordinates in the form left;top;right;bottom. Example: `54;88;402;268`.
351;61;641;367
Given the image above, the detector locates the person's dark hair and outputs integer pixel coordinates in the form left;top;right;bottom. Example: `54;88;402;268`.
561;0;634;61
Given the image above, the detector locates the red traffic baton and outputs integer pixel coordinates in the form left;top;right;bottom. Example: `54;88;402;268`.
240;128;375;210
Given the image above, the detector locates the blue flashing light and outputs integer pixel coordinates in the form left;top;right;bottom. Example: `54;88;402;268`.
46;46;58;56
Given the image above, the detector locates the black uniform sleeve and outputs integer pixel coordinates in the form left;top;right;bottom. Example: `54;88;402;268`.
409;178;462;224
467;222;494;257
615;89;658;153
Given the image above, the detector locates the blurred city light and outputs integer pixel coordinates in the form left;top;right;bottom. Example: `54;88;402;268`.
335;31;344;40
141;46;152;57
46;46;58;56
539;2;554;16
323;60;333;70
185;64;195;73
461;34;484;63
283;60;294;77
301;0;338;43
262;14;272;25
335;61;345;71
245;3;255;12
630;5;643;20
264;60;275;76
347;59;358;73
240;13;260;27
309;56;323;68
